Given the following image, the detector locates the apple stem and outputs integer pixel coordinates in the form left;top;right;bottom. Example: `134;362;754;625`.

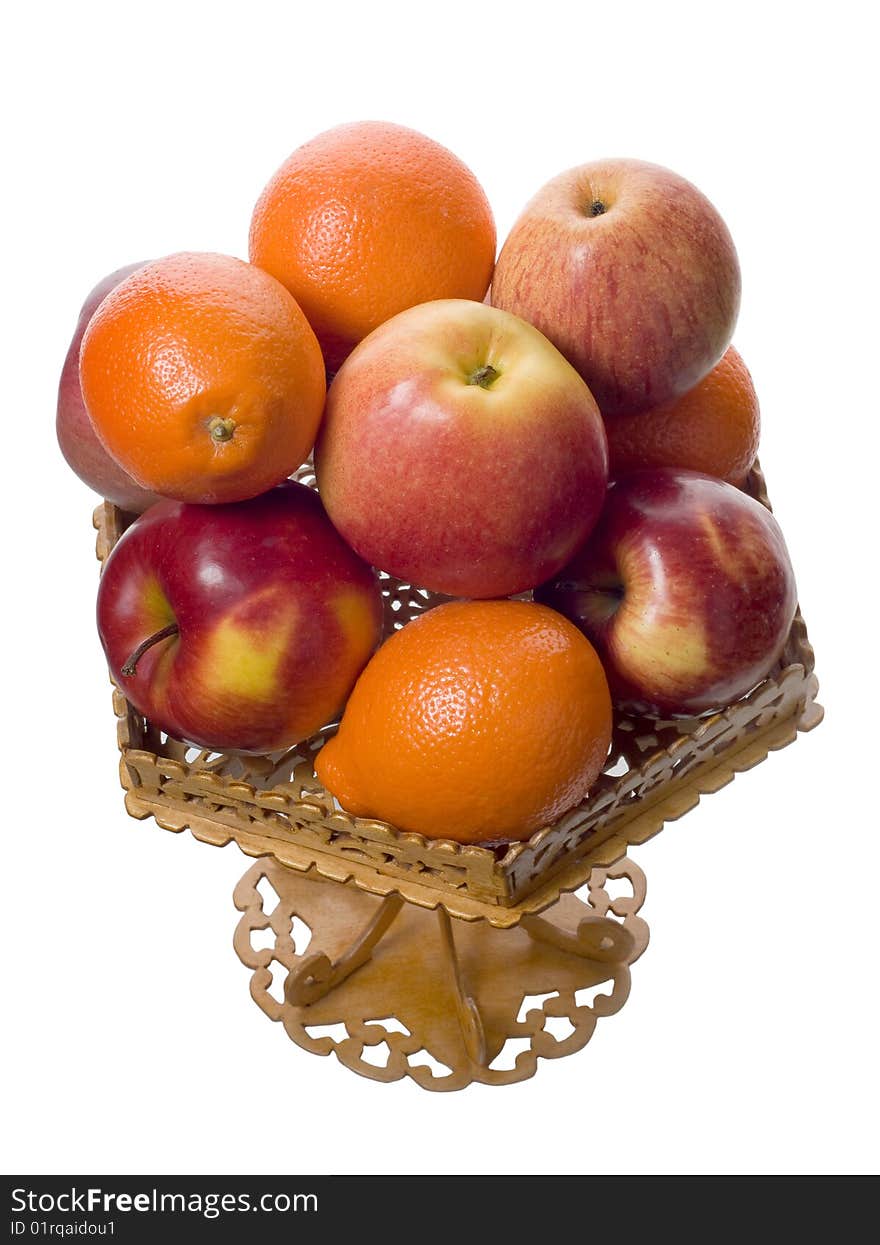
121;623;180;677
467;364;500;389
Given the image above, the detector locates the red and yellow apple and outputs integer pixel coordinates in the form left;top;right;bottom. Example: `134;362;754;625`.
314;298;609;598
537;469;797;716
97;481;384;751
491;159;741;417
56;262;161;512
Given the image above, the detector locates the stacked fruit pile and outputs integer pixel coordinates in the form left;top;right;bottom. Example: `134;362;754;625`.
58;121;797;847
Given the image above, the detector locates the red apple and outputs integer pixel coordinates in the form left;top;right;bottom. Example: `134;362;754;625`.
57;262;161;512
491;159;741;417
314;298;609;598
536;469;797;716
97;481;384;751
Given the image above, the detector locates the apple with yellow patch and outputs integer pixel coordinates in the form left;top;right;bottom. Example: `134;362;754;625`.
536;469;797;715
96;481;384;751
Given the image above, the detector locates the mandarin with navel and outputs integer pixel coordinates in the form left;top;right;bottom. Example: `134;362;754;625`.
79;252;326;504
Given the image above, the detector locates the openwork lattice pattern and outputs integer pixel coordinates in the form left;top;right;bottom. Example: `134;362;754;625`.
232;854;649;1091
96;460;822;922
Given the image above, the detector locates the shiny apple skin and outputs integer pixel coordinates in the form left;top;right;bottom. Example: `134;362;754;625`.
491;159;741;417
56;262;161;512
314;298;609;598
97;481;384;752
536;469;797;716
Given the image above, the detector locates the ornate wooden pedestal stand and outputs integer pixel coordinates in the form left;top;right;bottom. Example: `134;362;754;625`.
232;854;648;1090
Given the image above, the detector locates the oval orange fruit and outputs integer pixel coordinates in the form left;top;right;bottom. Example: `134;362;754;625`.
79;252;326;504
315;600;613;844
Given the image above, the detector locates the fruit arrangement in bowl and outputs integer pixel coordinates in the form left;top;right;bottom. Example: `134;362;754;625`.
63;121;820;913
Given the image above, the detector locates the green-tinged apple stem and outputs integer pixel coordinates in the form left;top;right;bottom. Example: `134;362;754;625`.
467;364;500;389
121;622;180;676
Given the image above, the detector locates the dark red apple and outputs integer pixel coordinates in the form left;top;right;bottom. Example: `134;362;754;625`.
97;481;384;751
491;159;741;417
56;262;161;512
536;469;797;716
314;298;609;598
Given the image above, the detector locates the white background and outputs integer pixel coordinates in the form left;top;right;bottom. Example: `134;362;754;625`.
2;0;877;1177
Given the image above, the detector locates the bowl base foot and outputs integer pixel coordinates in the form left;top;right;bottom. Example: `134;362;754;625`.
232;855;649;1091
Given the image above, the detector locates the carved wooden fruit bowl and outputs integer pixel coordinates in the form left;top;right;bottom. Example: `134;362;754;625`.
95;459;821;926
